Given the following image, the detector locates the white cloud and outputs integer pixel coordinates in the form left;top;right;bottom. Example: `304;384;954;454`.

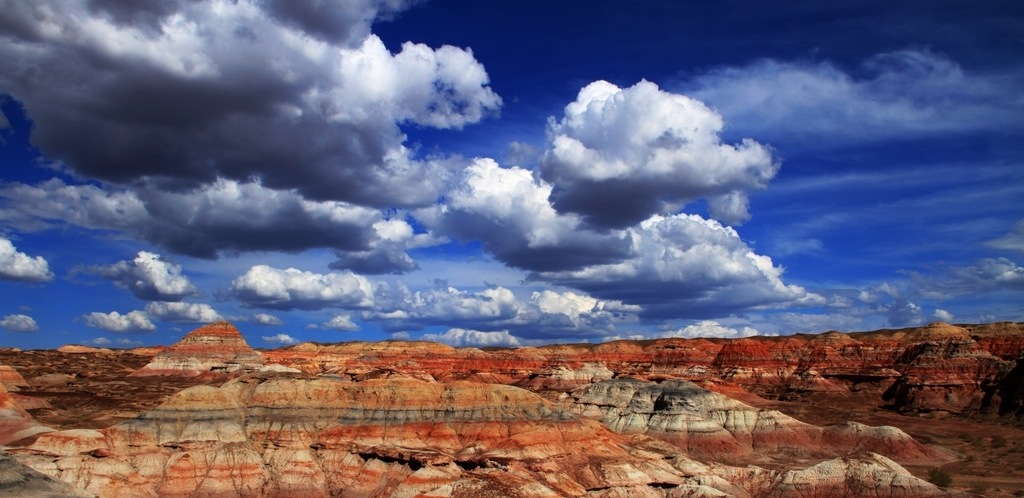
331;35;502;129
252;313;284;326
88;251;197;301
83;311;156;332
603;320;773;342
322;314;359;331
231;265;376;310
144;302;222;323
0;237;54;282
538;213;824;318
89;337;112;346
426;157;628;272
262;333;299;345
364;284;636;340
683;49;1024;145
657;320;763;339
539;80;777;227
420;328;521;348
0;314;39;332
934;309;955;323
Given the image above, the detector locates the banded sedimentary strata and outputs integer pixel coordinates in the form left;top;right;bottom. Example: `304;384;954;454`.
569;379;940;463
130;322;264;378
12;373;965;498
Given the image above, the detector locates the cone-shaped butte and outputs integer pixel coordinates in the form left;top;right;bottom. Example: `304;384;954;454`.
130;322;263;379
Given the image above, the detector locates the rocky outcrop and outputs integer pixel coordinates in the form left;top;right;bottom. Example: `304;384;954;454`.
13;374;697;497
764;453;968;498
0;452;90;498
883;338;1009;413
12;373;968;498
0;366;27;391
569;379;942;465
130;322;264;378
0;384;52;445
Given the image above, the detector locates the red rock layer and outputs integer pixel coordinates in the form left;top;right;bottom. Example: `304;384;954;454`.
131;322;264;378
0;384;52;445
569;379;943;465
259;321;1024;416
0;365;28;390
12;373;963;498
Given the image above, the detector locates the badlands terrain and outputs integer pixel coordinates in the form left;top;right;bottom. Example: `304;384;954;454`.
0;321;1022;497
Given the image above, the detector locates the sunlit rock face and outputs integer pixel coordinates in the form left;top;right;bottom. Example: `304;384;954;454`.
568;379;939;464
0;365;28;391
0;384;52;445
5;321;1019;497
10;372;965;498
12;375;694;497
131;322;264;379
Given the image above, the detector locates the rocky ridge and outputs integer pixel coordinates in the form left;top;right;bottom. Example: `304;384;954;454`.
12;373;966;498
1;321;1020;496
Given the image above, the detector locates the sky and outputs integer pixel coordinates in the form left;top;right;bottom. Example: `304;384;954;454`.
1;0;1022;349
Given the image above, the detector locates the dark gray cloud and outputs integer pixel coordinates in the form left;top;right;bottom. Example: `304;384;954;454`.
0;1;499;209
0;179;406;261
259;0;420;45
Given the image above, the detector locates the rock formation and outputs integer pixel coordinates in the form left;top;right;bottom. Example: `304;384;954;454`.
0;384;52;445
0;365;28;391
11;373;966;498
131;322;264;378
3;320;1020;496
569;379;941;464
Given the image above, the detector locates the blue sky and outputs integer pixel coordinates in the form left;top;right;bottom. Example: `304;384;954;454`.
1;0;1022;349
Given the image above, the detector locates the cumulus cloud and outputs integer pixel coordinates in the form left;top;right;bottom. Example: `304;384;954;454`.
425;158;631;272
364;284;636;339
83;311;156;332
658;320;763;339
329;217;443;274
0;237;53;282
0;314;39;332
539;80;777;227
420;328;521;348
144;301;223;323
682;49;1024;145
537;214;824;319
89;337;112;346
252;313;284;326
86;251;197;301
934;309;955;323
262;333;298;345
0;2;499;208
231;265;377;310
322;314;359;331
0;178;391;260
